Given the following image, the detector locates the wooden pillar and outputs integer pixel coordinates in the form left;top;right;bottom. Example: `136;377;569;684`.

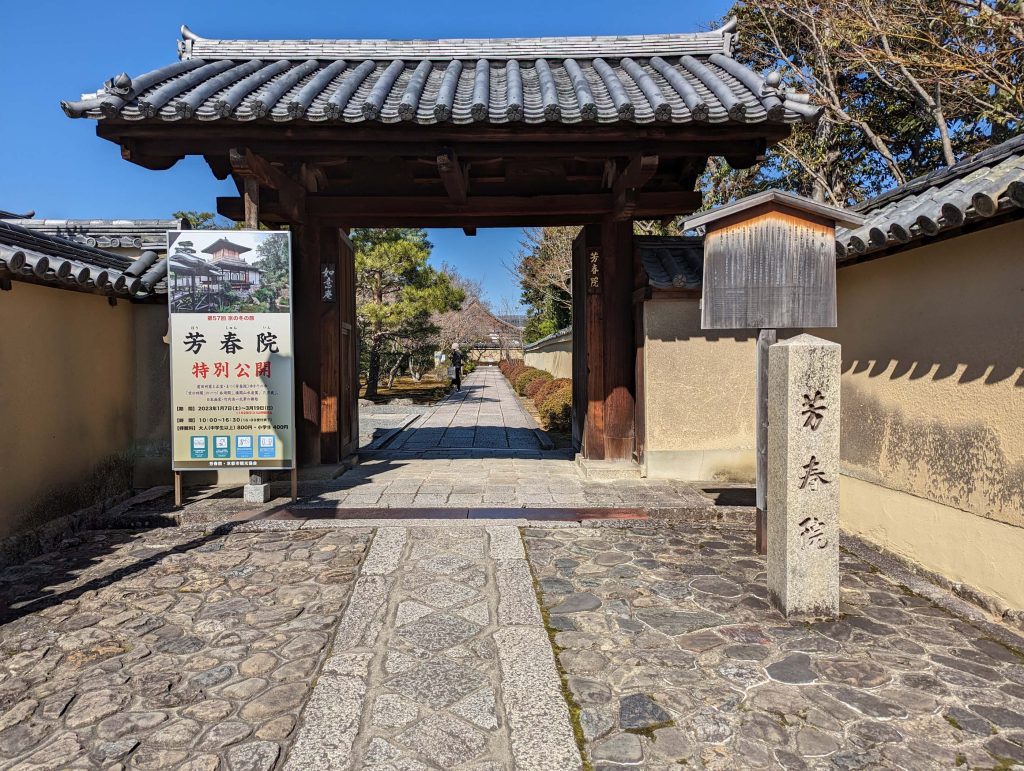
575;225;604;459
319;225;341;464
293;219;322;466
599;217;636;461
571;227;589;453
575;219;636;462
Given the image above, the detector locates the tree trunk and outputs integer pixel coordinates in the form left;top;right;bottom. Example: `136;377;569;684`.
386;356;403;389
365;340;382;398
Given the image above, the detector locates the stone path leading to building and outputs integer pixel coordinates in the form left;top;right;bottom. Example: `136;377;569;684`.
285;525;581;770
385;368;543;453
3;517;1024;769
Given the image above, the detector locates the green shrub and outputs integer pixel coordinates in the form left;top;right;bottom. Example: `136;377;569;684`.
523;371;553;399
514;367;547;395
539;384;573;432
534;377;571;410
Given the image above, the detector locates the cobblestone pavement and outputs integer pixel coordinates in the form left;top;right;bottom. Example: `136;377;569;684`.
0;526;370;770
286;524;581;770
385;369;542;452
525;524;1024;770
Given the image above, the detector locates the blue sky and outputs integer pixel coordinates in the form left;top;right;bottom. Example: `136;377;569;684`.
2;0;729;309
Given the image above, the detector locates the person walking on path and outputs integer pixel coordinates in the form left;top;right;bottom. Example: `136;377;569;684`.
449;343;463;391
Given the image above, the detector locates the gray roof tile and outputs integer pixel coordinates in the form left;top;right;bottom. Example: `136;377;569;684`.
637;236;704;289
0;221;167;298
837;134;1024;260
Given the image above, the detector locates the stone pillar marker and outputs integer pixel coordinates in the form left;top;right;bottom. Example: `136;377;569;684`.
767;333;841;617
244;471;272;504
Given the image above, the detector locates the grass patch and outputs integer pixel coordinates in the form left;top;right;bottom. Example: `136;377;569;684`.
359;376;449;404
944;715;962;731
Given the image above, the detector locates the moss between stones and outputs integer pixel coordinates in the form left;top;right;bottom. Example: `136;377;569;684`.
990;754;1017;771
979;635;1024;663
522;532;594;771
944;715;963;731
624;717;675;740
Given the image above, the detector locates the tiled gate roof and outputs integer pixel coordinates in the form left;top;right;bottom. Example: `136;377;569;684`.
62;19;820;127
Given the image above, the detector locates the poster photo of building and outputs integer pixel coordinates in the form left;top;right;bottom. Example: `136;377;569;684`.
168;230;290;314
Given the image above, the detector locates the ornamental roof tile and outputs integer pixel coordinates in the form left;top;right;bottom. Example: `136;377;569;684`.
0;217;187;252
637;236;704;290
62;20;820;127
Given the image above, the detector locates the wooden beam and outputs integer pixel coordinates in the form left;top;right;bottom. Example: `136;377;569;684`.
243;177;259;229
218;190;701;227
99;120;790;149
437;149;468;204
463;227;477;236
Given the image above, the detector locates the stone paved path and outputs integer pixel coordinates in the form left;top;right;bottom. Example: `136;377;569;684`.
525;524;1024;770
0;526;369;770
286;525;581;770
385;369;542;453
294;456;713;512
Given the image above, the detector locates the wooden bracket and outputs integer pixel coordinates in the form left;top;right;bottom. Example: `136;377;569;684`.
612;155;659;220
437;149;468;205
230;147;306;224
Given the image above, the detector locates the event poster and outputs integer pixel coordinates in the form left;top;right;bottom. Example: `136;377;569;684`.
167;230;295;470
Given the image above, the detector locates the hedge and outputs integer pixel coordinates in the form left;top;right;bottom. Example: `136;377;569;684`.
539;384;572;432
514;367;548;395
523;371;553;399
533;377;571;410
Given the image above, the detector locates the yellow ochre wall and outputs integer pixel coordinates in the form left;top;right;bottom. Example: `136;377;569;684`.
642;299;757;481
523;332;573;379
0;283;136;539
815;221;1024;611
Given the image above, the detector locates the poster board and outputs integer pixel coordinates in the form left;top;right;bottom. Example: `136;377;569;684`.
167;230;294;470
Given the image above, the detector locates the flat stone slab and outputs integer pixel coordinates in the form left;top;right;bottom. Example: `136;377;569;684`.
286;524;579;769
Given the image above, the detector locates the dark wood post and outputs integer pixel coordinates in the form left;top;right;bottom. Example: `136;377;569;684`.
576;225;604;459
293;219;322;467
600;216;636;462
319;224;341;464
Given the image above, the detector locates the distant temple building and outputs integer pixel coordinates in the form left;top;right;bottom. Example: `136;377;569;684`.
201;237;261;295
